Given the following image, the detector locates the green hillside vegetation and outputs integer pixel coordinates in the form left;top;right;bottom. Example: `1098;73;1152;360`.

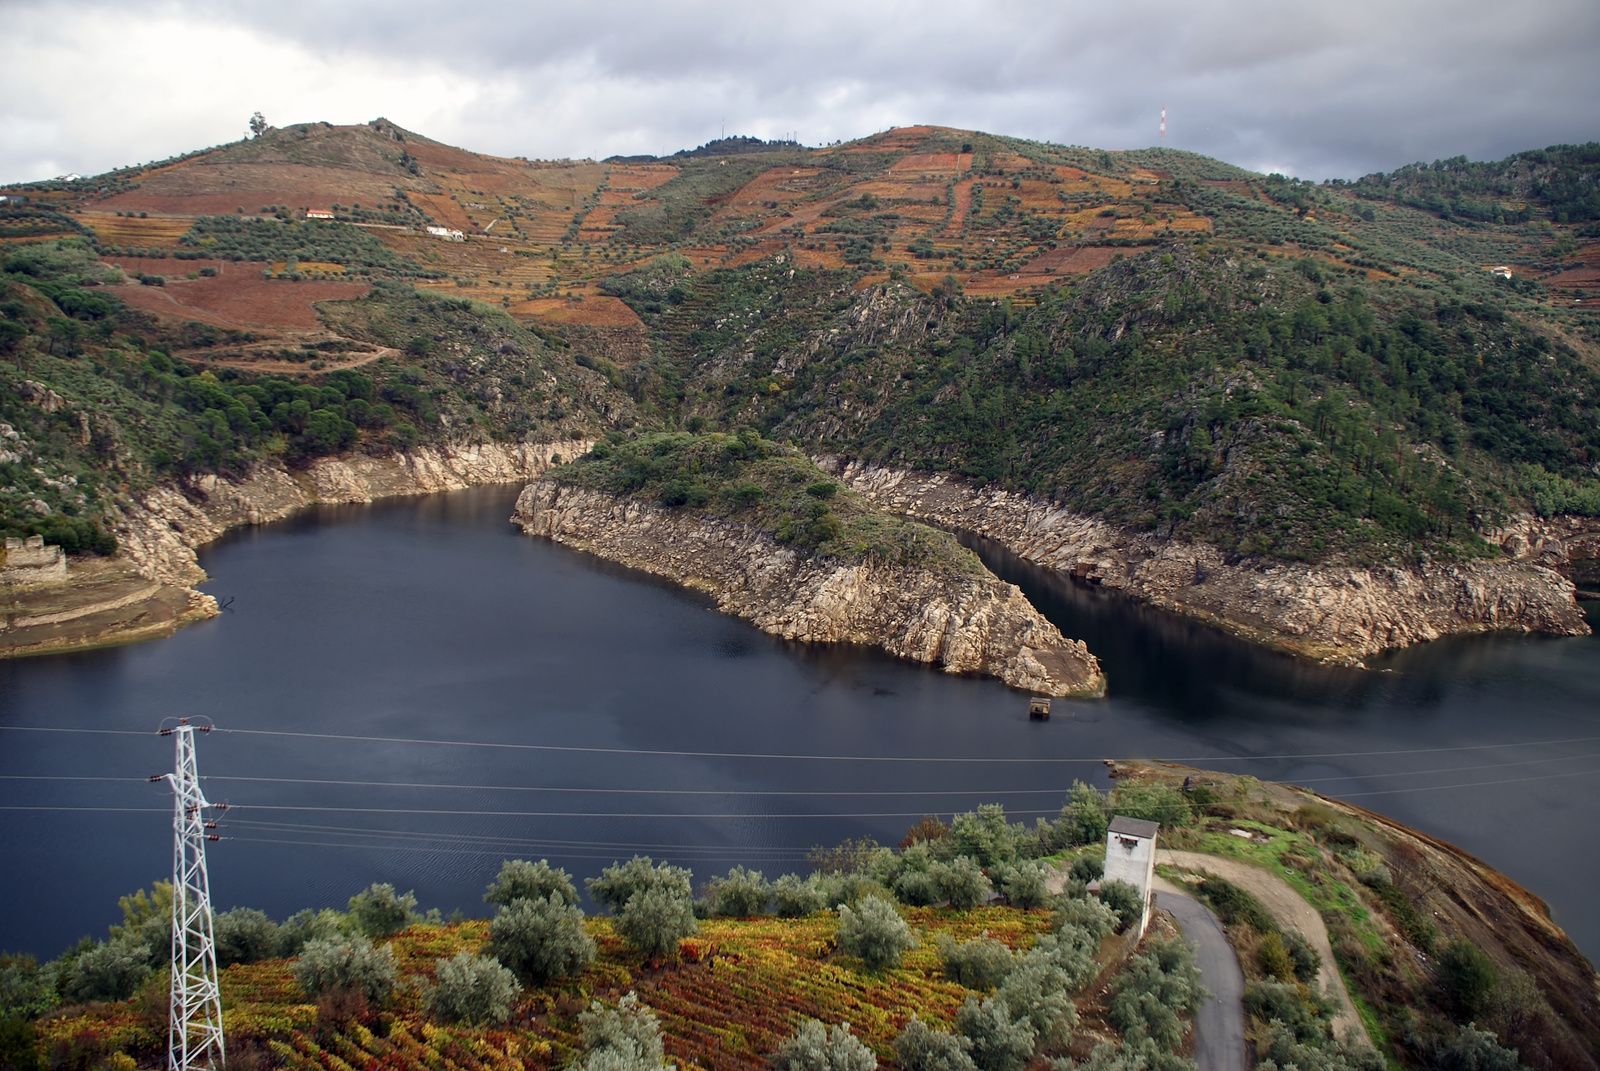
5;774;1590;1070
0;240;626;546
554;431;982;573
4;130;1600;578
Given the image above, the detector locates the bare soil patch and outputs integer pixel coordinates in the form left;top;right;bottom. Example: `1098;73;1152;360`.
510;296;643;328
110;272;368;330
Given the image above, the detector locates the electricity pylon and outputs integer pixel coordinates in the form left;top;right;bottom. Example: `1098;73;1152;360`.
160;720;225;1071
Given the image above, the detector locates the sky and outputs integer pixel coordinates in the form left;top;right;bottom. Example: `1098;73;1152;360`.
2;0;1597;186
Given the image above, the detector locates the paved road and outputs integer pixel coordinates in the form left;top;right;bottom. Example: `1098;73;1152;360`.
1153;879;1248;1071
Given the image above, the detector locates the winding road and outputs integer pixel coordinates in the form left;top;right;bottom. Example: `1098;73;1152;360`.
1153;878;1248;1071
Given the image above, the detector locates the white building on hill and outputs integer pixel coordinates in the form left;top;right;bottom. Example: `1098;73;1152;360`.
1103;815;1160;936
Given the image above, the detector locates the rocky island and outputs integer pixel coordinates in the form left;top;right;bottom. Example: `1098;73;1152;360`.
513;431;1105;697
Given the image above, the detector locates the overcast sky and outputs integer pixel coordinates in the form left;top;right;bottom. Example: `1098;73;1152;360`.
3;0;1597;185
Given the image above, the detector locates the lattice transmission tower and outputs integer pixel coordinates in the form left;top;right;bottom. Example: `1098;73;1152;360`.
159;720;226;1071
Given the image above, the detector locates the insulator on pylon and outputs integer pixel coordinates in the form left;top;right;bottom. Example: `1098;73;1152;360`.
204;821;218;830
150;775;163;782
205;834;219;842
159;728;174;736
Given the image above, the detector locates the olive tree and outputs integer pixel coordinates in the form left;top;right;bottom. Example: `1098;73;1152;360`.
616;886;698;960
894;1018;977;1071
291;937;397;1002
773;1019;877;1071
577;993;671;1071
954;997;1035;1071
485;859;578;907
214;908;280;966
835;896;916;970
771;874;826;918
346;883;418;938
707;866;770;917
487;893;595;984
426;951;521;1025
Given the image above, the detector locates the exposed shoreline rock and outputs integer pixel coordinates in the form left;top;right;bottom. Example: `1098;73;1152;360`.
822;460;1593;667
512;479;1106;697
2;439;590;658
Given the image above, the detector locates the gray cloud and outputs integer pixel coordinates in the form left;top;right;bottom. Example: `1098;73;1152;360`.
2;0;1596;184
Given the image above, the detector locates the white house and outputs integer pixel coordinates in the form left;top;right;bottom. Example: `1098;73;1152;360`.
425;225;465;241
1103;815;1160;936
1490;266;1514;280
306;209;335;220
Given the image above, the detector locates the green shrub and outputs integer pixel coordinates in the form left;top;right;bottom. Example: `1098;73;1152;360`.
578;993;671;1071
1052;896;1118;943
587;856;694;913
484;859;579;907
950;805;1021;868
772;1019;878;1071
1068;855;1104;884
1281;929;1321;984
707;866;770;917
615;887;698;960
1437;938;1498;1021
931;857;992;910
1253;1020;1384;1071
1257;931;1296;982
214;908;280;966
0;955;55;1020
290;937;396;1002
1097;880;1143;933
993;950;1077;1047
1108;784;1194;828
1055;782;1111;847
894;1017;976;1071
346;883;417;938
1244;981;1333;1044
426;951;521;1025
771;874;826;918
1105;938;1204;1050
1196;876;1275;935
835;896;917;970
954;996;1035;1071
276;909;343;956
1433;1023;1521;1071
57;938;149;1004
0;1018;44;1071
936;935;1014;990
995;862;1052;910
487;893;595;984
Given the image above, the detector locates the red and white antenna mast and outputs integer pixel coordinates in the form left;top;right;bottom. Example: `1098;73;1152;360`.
1159;106;1167;140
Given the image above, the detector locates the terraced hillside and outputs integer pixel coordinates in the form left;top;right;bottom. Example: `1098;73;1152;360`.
3;123;1599;659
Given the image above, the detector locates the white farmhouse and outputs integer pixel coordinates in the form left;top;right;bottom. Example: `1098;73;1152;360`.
306;209;335;220
1103;815;1160;935
425;225;466;242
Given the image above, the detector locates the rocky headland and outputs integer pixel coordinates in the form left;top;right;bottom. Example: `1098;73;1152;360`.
0;440;590;658
512;478;1106;697
824;460;1594;667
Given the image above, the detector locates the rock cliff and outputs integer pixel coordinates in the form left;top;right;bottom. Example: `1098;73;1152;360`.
3;439;589;657
512;480;1106;697
824;461;1591;666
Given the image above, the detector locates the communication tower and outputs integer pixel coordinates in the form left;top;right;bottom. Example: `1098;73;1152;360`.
158;720;226;1071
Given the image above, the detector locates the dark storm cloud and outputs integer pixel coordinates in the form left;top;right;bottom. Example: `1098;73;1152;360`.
3;0;1597;183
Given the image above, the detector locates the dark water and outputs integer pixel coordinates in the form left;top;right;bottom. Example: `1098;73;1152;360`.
1;487;1597;964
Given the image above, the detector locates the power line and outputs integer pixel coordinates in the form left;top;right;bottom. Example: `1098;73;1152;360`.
7;723;1600;765
219;803;1066;819
199;776;1078;797
1334;765;1600;798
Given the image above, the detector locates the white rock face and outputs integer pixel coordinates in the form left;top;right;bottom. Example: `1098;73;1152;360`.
112;439;593;586
823;460;1591;666
512;480;1106;697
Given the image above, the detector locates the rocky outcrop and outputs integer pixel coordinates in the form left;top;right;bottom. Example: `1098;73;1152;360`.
113;439;592;586
512;480;1105;697
4;439;590;657
823;461;1591;666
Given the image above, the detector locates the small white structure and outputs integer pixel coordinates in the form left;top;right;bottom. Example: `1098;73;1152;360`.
1490;266;1514;280
306;209;335;220
1103;815;1160;936
425;225;466;241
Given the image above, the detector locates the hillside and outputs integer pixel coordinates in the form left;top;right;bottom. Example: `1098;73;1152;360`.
3;772;1594;1071
3;121;1600;660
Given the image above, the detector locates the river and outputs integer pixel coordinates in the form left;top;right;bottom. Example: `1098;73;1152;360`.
1;486;1596;963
